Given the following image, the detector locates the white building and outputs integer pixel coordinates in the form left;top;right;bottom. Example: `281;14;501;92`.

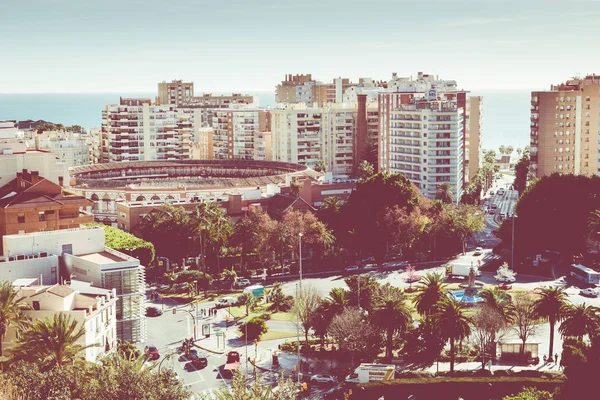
0;140;69;186
211;109;269;160
27;131;91;167
0;120;19;139
100;98;193;163
1;226;146;343
1;281;118;362
271;102;378;175
379;95;465;201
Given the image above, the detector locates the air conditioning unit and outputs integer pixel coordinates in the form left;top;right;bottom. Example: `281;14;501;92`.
40;252;48;257
16;255;25;260
8;257;15;261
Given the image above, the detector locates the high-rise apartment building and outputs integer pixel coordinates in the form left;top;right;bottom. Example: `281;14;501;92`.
271;102;378;175
100;98;193;163
275;74;315;104
530;75;600;177
211;110;270;160
467;96;483;182
158;80;194;106
27;130;91;167
379;93;465;201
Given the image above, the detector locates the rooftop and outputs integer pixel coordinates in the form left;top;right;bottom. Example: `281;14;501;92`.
77;251;128;264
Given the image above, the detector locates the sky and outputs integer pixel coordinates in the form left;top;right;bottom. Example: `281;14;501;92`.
1;0;600;93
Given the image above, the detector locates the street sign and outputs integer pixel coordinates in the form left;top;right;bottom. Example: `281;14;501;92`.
202;323;210;337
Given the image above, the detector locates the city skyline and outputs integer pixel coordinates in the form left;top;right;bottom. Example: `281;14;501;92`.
2;0;600;93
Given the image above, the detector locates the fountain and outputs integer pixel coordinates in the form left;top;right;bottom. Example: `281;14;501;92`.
453;264;484;304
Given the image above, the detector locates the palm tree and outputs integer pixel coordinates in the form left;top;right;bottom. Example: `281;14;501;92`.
499;145;507;155
323;288;348;316
589;209;600;236
533;286;569;362
290;179;303;197
506;145;514;155
10;313;96;370
413;272;448;318
559;303;600;340
435;183;454;204
371;284;412;360
314;159;327;173
433;297;472;373
479;287;515;324
237;292;257;316
0;281;28;357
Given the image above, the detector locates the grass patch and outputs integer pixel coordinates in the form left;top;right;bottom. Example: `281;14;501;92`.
363;375;565;388
268;311;297;321
261;331;299;341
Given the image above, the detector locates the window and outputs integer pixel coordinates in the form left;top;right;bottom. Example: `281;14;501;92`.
17;214;25;223
38;212;45;221
32;301;40;311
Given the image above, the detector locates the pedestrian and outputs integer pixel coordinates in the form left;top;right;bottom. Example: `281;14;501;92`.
543;355;547;364
555;353;559;365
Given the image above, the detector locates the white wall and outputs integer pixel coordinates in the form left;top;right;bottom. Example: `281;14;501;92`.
3;227;105;257
0;151;70;186
0;255;59;285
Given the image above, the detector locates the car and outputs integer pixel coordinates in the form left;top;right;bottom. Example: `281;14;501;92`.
145;345;160;360
145;306;163;317
344;265;360;273
580;288;599;298
496;276;516;283
478;239;486;247
473;247;484;256
234;278;251;288
497;189;505;196
488;209;495;215
191;356;208;369
310;374;338;383
216;297;237;308
364;263;377;270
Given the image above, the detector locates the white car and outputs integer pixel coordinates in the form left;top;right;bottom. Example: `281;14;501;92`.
345;265;360;272
580;288;599;298
216;297;236;308
496;276;516;283
310;374;337;383
364;264;377;270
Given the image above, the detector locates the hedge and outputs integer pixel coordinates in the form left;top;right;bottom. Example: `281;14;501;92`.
86;223;155;266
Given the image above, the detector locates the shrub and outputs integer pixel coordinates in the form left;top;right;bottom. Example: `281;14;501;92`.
239;317;267;341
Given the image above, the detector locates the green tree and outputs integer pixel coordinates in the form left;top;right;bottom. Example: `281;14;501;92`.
506;145;514;155
503;387;553;400
237;292;258;316
116;339;141;360
314;159;327;173
479;287;515;324
413;272;448;319
0;281;28;357
357;160;375;181
293;285;322;347
559;303;600;340
212;370;298;400
513;148;530;195
289;179;303;197
344;274;380;313
511;292;539;356
268;282;294;312
432;298;472;373
472;305;506;370
327;307;381;366
534;287;569;362
9;313;96;371
435;182;454;204
446;204;485;254
88;223;155;266
589;209;600;236
499;145;507;155
239;317;268;341
191;202;233;274
371;284;412;360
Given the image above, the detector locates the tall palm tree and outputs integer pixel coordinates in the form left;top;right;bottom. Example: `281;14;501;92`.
479;287;515;324
435;183;454;204
533;286;569;362
0;281;28;357
314;159;327;173
589;209;600;236
371;284;412;360
325;287;349;315
559;303;600;340
413;272;448;318
432;297;472;373
10;313;96;370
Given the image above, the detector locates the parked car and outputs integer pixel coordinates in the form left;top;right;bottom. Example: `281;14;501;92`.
145;345;160;360
216;297;237;308
496;275;516;283
192;356;208;369
146;306;163;317
234;279;251;288
473;247;484;256
345;265;360;273
310;374;338;383
580;288;599;298
363;264;377;270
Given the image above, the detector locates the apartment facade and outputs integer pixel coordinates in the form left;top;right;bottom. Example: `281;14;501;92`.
28;130;91;167
271;103;378;175
2;282;118;362
530;75;600;178
0;140;69;186
379;93;465;201
276;74;315;104
158;80;194;106
467;96;483;182
211;109;269;160
2;226;146;343
100;98;193;163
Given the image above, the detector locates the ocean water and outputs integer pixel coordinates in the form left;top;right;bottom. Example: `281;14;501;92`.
0;90;529;151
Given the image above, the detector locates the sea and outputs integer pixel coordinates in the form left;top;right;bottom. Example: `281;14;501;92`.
0;90;531;151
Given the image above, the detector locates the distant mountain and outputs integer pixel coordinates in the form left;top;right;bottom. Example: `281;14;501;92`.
17;119;56;130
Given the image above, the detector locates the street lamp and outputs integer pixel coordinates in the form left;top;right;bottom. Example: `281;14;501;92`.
512;214;517;270
298;232;303;290
295;283;301;383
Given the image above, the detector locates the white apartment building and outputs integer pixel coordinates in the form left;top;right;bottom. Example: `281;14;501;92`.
0;140;69;186
1;226;146;343
271;103;378;175
100;99;193;163
27;131;91;167
211;109;269;160
379;95;465;201
2;281;118;362
0;120;19;139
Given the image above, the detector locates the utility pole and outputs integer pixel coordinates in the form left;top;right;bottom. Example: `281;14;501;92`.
296;283;301;383
298;232;303;290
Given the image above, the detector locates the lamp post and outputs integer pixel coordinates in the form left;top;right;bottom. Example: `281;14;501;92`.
295;283;301;383
183;309;197;341
298;232;303;290
245;320;249;372
512;214;517;269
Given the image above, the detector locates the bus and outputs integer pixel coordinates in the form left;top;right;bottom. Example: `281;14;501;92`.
570;264;600;285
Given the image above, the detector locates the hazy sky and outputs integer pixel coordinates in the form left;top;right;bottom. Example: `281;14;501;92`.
2;0;599;93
